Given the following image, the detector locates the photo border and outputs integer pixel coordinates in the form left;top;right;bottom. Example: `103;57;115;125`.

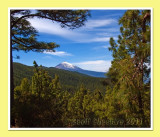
8;7;153;131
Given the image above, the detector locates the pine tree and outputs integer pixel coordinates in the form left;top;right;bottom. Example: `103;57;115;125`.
107;10;151;127
67;85;88;127
11;10;90;126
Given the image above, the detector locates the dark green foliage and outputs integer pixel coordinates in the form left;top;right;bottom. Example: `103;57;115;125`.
13;62;105;127
14;62;65;127
13;62;107;93
106;10;151;127
13;59;150;127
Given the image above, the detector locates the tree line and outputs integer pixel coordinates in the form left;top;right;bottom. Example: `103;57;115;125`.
13;62;108;94
13;60;149;127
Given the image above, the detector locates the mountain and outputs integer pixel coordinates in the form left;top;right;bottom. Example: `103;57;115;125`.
13;62;110;93
55;62;82;71
55;62;106;78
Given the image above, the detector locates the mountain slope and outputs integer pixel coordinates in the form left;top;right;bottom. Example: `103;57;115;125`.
55;62;106;78
13;62;110;93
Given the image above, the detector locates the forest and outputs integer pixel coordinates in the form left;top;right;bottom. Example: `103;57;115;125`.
13;62;108;93
11;10;151;128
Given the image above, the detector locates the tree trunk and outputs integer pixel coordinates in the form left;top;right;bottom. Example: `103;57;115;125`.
137;11;150;126
10;11;15;126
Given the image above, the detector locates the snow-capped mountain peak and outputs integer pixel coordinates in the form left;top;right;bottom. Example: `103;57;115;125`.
61;62;75;69
55;62;81;70
55;62;106;78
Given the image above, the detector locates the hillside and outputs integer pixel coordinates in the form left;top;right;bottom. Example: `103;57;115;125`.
13;62;110;92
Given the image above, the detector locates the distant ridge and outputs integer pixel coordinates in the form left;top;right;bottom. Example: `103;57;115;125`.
55;62;106;78
13;62;108;92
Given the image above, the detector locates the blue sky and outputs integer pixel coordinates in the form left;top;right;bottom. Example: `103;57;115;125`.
13;10;126;72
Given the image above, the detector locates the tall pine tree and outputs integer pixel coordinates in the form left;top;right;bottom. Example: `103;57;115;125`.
107;10;150;127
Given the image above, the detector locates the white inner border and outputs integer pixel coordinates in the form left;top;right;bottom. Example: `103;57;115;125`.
8;7;153;131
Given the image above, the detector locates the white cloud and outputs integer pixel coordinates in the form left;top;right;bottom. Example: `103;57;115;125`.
105;28;120;33
72;37;114;43
96;29;119;37
29;18;81;38
84;19;116;29
93;45;109;50
73;60;111;72
96;32;112;37
43;50;72;57
91;37;110;42
28;18;118;43
87;37;118;43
